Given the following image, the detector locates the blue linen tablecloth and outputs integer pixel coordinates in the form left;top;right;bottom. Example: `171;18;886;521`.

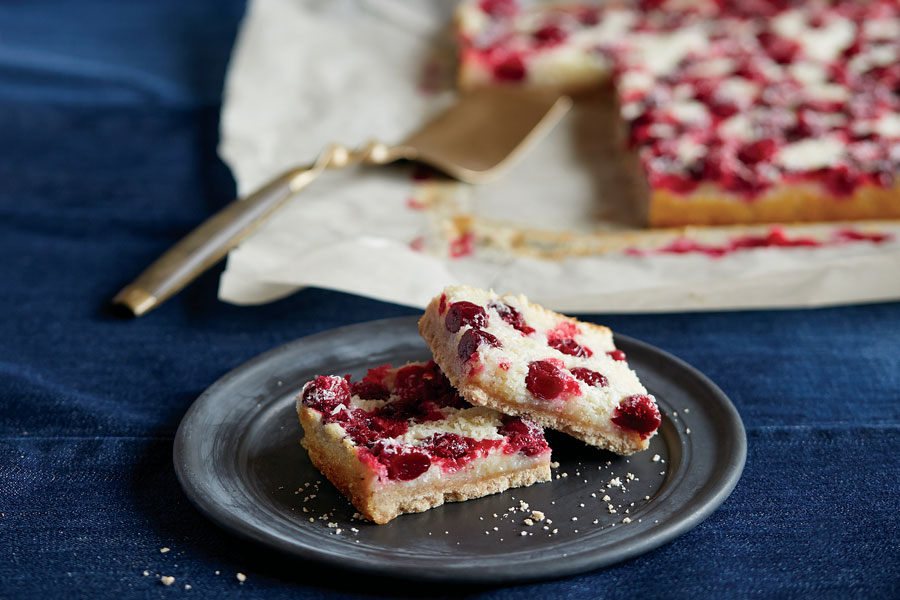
1;1;899;598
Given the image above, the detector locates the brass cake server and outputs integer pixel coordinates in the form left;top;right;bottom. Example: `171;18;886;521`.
112;88;571;316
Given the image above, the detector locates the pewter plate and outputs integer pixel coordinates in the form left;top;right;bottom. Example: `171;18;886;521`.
174;316;745;584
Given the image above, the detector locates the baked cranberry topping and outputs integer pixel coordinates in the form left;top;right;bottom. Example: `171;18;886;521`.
438;293;448;315
350;380;390;401
541;356;565;369
499;416;549;456
423;434;504;473
525;360;579;400
489;301;535;334
362;364;392;385
533;24;567;47
493;54;526;81
570;367;609;388
425;432;473;459
607;350;627;361
372;443;432;481
324;407;409;447
445;301;488;333
301;376;350;413
547;321;580;340
576;7;600;26
612;394;662;439
465;0;900;202
392;361;463;412
458;329;501;361
479;0;516;17
737;139;777;166
548;337;593;358
756;32;801;64
822;166;862;197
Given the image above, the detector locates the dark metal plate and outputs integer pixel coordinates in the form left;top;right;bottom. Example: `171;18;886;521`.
174;316;746;584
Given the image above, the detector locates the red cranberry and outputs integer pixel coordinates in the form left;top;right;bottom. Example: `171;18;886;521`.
368;415;408;439
823;166;861;197
324;408;409;447
721;171;767;196
394;363;428;398
842;39;862;59
374;444;432;481
324;408;374;445
301;376;350;413
393;361;459;408
499;416;549;457
493;54;526;82
438;293;448;315
548;321;580;339
533;24;567;47
425;433;473;460
350;380;390;401
757;32;801;64
737;139;777;165
457;329;501;361
576;7;600;25
479;0;517;17
445;301;488;333
786;110;816;141
489;302;535;335
362;364;392;385
709;101;739;119
612;394;661;438
570;367;609;388
652;173;700;194
607;350;627;361
548;338;594;358
526;360;569;400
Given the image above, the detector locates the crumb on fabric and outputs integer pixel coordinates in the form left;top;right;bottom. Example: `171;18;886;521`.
236;573;247;583
160;576;175;586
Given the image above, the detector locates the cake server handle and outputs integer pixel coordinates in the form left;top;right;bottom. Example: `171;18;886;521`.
112;142;401;316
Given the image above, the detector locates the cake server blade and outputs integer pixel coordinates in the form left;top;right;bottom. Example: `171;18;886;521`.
112;88;571;316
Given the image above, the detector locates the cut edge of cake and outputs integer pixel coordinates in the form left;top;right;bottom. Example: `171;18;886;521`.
299;412;551;524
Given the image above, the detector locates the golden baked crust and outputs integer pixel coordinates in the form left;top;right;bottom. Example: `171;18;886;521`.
650;183;900;227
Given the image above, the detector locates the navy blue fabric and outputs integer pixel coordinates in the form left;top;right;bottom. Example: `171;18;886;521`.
1;2;899;598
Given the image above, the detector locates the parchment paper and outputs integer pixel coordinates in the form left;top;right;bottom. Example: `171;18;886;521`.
217;0;900;312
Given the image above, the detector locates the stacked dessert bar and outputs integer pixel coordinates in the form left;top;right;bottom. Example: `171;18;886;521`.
297;286;660;523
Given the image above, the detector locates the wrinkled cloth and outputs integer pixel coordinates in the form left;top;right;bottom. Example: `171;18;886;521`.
1;1;899;598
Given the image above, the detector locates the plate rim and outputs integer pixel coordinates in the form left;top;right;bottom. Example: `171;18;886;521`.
173;316;747;583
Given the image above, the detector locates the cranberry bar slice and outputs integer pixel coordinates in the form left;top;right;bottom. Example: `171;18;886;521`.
296;361;551;524
419;286;661;454
457;0;900;226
